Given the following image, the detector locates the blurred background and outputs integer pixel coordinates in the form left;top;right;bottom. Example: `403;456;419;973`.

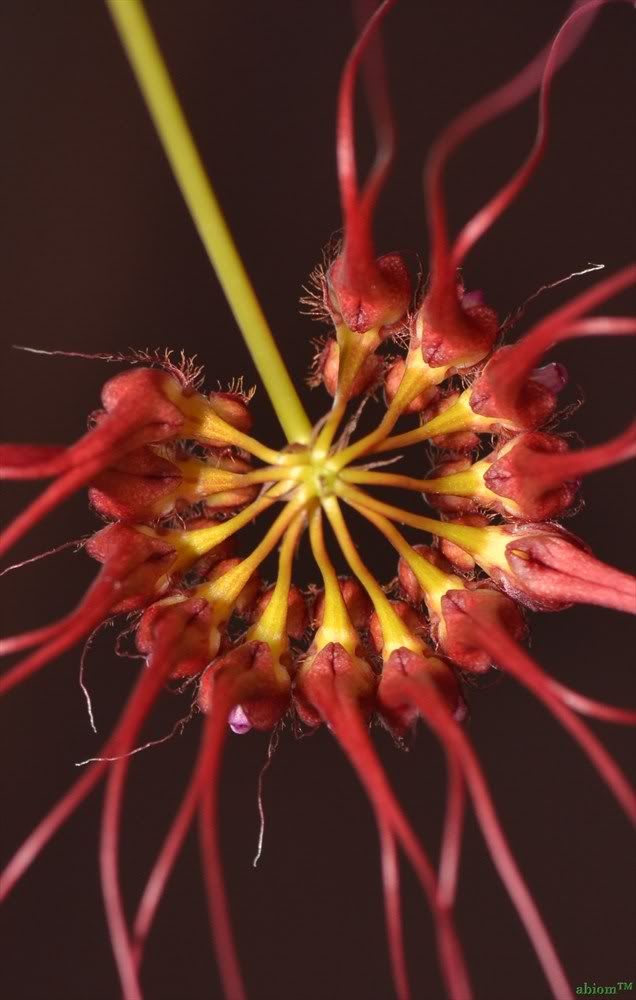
1;1;635;998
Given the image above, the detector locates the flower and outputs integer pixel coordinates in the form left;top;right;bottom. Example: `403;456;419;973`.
2;2;635;999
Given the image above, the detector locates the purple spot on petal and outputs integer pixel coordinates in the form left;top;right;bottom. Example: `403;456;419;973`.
531;362;569;393
229;705;252;735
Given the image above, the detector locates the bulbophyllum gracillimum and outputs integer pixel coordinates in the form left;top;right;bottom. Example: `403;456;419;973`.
1;1;635;998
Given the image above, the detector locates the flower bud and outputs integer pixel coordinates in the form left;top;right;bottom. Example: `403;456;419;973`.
416;284;498;369
1;369;185;482
294;642;377;728
369;600;427;653
468;347;564;430
378;647;466;737
90;446;259;522
486;523;636;613
198;641;291;732
136;596;219;678
434;586;526;672
312;576;372;631
89;447;181;521
316;338;383;398
483;432;579;520
327;252;411;335
252;584;308;641
99;369;187;444
85;522;176;612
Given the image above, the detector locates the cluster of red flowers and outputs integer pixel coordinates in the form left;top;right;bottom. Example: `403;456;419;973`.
1;1;634;999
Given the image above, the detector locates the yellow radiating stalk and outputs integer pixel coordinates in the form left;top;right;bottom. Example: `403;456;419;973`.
336;483;491;550
321;496;421;655
249;510;306;654
330;353;446;470
348;501;465;605
312;326;379;460
107;0;312;445
308;503;359;654
196;492;307;612
341;465;482;497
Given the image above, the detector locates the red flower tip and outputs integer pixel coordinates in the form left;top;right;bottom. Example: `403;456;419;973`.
369;600;428;653
100;368;184;430
327;251;411;335
89;446;181;521
84;523;176;612
436;586;527;673
416;282;499;369
332;0;407;335
468;346;563;430
492;524;636;614
0;444;67;476
312;576;372;631
198;641;290;731
136;596;217;678
294;642;376;728
1;368;184;484
483;432;579;520
252;584;309;641
378;647;465;737
316;337;384;399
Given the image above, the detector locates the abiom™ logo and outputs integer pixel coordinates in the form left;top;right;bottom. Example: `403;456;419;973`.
575;983;633;996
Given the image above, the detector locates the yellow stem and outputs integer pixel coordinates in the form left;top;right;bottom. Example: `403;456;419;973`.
178;461;298;496
195;493;307;616
313;326;380;460
106;0;312;445
321;496;422;655
238;466;304;486
308;502;359;654
165;494;274;572
165;479;296;572
249;510;306;655
330;356;445;470
375;387;509;454
348;501;465;613
341;465;484;498
337;483;495;551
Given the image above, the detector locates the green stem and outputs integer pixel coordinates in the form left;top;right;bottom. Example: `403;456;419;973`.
107;0;312;445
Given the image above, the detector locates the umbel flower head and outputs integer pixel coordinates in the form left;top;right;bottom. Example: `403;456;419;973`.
1;1;635;999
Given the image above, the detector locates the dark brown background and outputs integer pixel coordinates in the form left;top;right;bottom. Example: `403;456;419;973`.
1;1;635;998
